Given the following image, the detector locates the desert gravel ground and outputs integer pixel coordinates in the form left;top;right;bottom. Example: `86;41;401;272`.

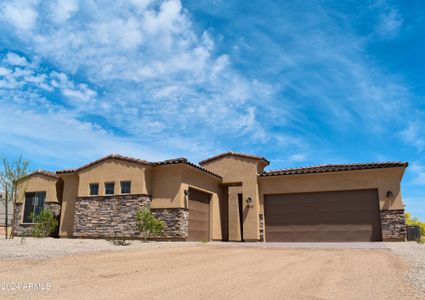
387;242;425;295
0;239;424;299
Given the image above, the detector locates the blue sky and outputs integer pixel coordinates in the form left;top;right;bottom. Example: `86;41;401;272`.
0;0;424;219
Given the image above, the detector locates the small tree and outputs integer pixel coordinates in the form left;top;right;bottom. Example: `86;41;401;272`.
136;209;164;242
31;208;59;238
0;156;30;239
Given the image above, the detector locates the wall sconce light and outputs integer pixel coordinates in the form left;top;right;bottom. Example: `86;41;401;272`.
386;191;393;198
246;197;254;207
184;189;190;197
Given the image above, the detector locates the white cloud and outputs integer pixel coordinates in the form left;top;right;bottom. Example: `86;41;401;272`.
4;52;28;66
1;0;39;31
0;54;96;103
49;0;79;23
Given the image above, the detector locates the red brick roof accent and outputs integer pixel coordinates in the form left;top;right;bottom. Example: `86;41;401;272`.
199;151;270;166
260;162;408;177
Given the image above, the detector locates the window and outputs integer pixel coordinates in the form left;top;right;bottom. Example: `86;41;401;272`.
105;182;115;195
23;192;46;223
121;181;131;194
89;183;99;196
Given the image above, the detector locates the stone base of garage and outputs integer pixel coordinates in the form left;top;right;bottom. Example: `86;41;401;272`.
73;194;189;239
151;208;188;239
380;209;407;241
14;202;61;237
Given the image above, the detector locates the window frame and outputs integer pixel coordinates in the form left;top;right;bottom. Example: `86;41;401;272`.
89;183;99;196
22;191;46;224
104;182;115;195
120;181;131;194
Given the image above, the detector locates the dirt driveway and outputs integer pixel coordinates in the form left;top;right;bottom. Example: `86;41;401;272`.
0;244;422;300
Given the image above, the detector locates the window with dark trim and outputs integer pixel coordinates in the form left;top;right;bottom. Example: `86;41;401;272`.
120;181;131;194
105;182;115;195
23;192;46;223
89;183;99;196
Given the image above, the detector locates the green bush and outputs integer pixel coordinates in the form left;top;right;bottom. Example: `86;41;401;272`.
136;209;165;242
31;208;59;238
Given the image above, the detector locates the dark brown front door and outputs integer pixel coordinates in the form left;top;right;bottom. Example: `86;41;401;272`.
264;189;382;242
187;189;211;241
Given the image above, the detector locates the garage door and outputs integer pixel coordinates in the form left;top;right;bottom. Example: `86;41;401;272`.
264;189;382;242
187;189;211;241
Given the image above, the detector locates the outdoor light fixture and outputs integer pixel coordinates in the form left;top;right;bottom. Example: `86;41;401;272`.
184;189;190;197
386;191;394;198
246;197;254;207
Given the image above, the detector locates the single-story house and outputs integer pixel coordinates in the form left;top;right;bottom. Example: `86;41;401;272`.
14;152;408;242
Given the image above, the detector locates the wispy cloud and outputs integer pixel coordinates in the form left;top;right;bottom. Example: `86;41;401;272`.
0;0;422;170
400;122;425;152
371;1;404;38
409;163;425;185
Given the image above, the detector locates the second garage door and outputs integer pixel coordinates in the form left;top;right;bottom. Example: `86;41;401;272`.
187;188;211;241
264;189;382;242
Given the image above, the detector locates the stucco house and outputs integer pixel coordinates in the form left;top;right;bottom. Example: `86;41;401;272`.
14;152;408;242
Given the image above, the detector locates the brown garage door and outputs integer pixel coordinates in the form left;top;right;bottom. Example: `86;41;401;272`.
264;189;382;242
187;189;210;241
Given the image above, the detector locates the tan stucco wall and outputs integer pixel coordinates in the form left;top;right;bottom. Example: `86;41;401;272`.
181;166;223;240
201;156;261;241
58;173;79;237
258;167;406;212
77;159;149;197
227;185;242;241
150;164;184;208
16;174;60;204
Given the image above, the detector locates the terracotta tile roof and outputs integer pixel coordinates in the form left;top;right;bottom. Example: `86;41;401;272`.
56;155;222;179
260;162;408;177
17;169;60;182
56;169;76;174
199;151;270;166
153;158;222;179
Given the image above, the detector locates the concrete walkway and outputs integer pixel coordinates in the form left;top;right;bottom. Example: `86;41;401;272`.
210;241;391;249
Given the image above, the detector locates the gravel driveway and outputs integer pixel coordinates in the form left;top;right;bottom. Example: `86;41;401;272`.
0;239;424;299
386;242;425;295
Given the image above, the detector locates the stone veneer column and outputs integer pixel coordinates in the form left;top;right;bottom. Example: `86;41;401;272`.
380;209;407;241
14;202;61;236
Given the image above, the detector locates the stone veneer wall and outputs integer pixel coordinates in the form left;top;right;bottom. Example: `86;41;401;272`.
14;202;61;236
151;208;189;239
380;209;407;241
73;194;150;238
259;213;264;242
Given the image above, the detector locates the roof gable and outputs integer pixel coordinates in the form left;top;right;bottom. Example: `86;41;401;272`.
199;152;270;166
17;170;59;182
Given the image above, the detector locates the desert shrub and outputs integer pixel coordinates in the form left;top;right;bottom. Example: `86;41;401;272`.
110;238;131;246
31;208;59;238
136;209;165;242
